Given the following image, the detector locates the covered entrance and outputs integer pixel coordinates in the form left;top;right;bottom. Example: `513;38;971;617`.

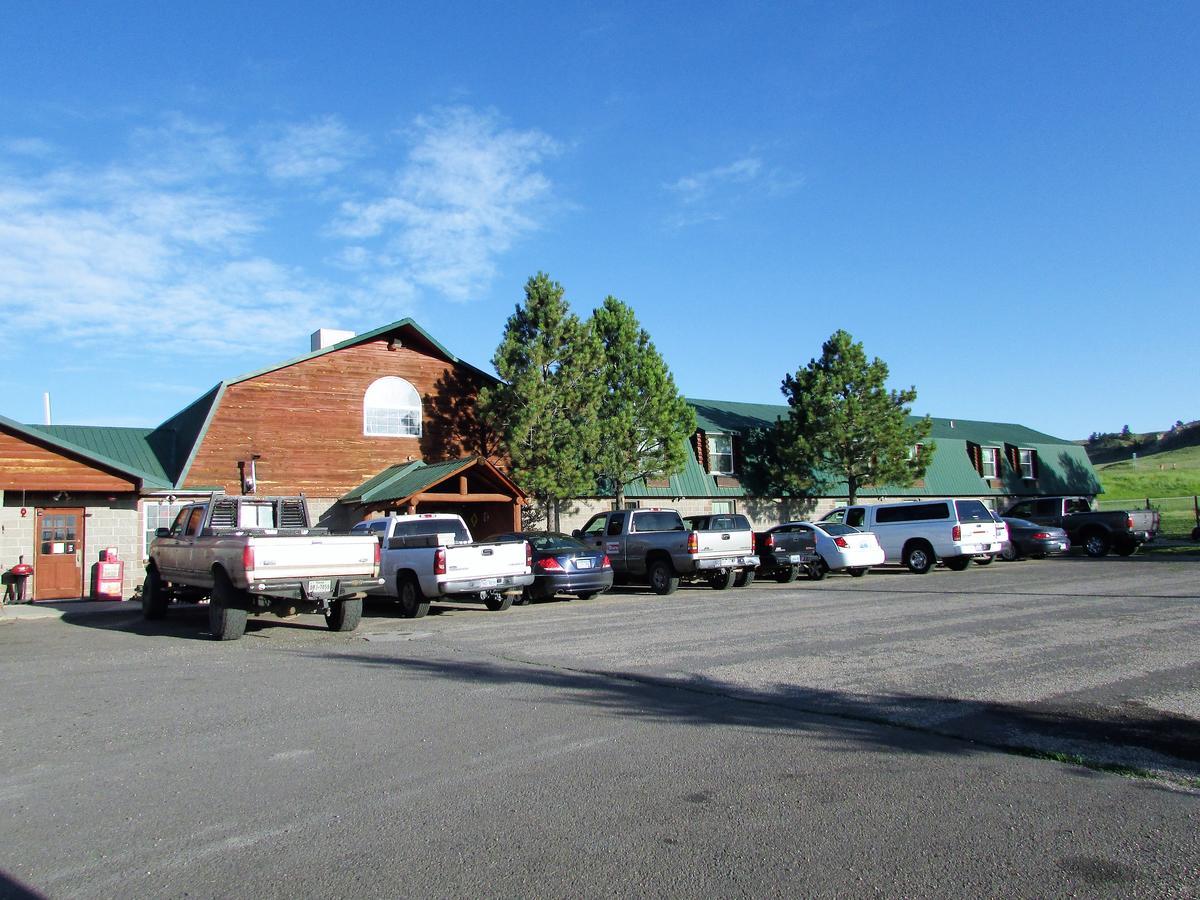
341;456;526;539
34;507;85;600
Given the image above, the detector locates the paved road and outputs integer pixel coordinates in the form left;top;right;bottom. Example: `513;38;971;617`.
2;557;1197;898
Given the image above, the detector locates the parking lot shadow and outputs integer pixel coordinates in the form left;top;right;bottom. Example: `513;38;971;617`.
318;650;1200;784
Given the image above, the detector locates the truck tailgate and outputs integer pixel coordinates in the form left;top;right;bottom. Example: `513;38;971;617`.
444;541;529;579
246;535;377;581
693;530;755;559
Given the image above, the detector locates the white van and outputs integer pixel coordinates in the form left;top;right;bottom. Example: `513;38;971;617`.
819;499;1005;574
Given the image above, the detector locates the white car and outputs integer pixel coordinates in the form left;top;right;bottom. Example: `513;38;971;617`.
782;521;885;579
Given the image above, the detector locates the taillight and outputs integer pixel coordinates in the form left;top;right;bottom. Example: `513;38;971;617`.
764;534;775;549
1033;532;1052;540
601;555;611;568
243;544;255;573
536;557;564;572
434;547;446;576
952;525;961;541
687;532;698;554
525;541;532;569
833;536;848;548
1127;515;1135;530
373;540;381;569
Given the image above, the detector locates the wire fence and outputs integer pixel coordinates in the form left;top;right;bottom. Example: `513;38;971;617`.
1094;495;1199;539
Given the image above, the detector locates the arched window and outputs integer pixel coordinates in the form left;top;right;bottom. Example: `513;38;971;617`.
364;377;422;437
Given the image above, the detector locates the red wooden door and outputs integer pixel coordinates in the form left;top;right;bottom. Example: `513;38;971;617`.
34;508;85;600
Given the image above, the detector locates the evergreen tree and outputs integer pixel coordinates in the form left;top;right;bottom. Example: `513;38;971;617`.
478;273;602;530
776;329;932;504
590;297;695;508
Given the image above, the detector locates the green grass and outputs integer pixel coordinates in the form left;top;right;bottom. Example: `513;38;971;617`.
1095;445;1200;538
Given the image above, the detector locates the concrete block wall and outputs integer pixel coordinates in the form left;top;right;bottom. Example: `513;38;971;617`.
0;499;36;584
85;502;144;598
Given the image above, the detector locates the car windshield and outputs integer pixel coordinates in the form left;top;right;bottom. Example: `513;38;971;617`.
818;523;861;536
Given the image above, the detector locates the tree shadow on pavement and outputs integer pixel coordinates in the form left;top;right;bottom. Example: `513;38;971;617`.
318;650;1200;783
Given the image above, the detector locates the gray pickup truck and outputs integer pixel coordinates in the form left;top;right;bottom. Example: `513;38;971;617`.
1001;495;1159;557
144;494;383;640
573;508;759;594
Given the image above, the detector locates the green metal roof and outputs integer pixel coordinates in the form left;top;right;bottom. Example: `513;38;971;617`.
341;456;481;504
1;415;173;489
605;400;1101;500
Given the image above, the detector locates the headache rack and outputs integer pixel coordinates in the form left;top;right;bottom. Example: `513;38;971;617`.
202;493;328;535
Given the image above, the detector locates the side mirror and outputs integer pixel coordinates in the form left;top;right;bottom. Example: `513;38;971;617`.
571;529;581;539
155;527;170;538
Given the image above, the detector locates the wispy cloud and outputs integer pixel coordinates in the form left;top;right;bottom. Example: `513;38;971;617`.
0;106;559;354
334;106;560;300
260;116;367;181
664;155;803;227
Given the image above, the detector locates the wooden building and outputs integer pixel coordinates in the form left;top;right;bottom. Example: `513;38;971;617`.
0;320;524;600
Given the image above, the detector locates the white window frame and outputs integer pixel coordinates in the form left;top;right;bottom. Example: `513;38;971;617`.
711;500;734;514
1019;448;1036;479
707;432;734;474
980;446;999;479
142;499;190;559
364;376;422;437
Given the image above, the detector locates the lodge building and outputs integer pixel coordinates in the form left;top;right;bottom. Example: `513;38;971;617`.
0;318;1100;601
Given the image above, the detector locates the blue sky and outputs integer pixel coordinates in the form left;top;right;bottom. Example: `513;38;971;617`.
1;1;1196;440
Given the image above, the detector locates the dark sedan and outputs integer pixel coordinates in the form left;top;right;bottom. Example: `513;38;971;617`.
493;531;613;602
1000;518;1071;560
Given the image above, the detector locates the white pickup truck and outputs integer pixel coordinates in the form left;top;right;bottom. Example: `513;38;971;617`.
351;513;533;617
144;494;384;640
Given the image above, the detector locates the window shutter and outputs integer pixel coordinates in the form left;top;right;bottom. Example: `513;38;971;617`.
731;433;742;474
1031;450;1040;479
966;441;981;475
693;429;710;472
1004;443;1019;472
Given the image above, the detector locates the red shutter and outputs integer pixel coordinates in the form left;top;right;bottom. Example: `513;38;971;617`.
731;433;742;474
1030;450;1040;479
693;430;710;472
966;442;981;475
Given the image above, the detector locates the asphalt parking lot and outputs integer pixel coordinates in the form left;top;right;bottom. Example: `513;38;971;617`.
2;556;1197;897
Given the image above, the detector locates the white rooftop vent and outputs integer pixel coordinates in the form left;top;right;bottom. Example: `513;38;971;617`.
311;328;355;352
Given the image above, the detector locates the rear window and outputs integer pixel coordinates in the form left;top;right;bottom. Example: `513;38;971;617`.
393;519;470;543
954;500;992;523
819;523;861;536
874;502;950;524
689;515;750;531
631;511;685;533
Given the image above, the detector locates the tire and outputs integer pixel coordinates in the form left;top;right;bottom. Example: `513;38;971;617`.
209;574;248;641
325;597;362;632
485;592;513;612
945;556;972;571
806;559;828;581
1115;543;1137;557
1000;543;1019;562
577;592;598;601
775;565;798;584
904;543;934;575
397;575;430;619
1083;531;1110;558
734;568;756;588
648;559;679;595
1192;526;1200;542
848;567;868;578
709;569;736;590
142;567;168;620
974;554;994;566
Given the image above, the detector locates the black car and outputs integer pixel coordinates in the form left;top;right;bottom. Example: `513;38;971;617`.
1000;518;1071;560
492;531;613;602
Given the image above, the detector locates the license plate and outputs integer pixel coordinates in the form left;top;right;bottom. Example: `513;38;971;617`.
307;579;332;595
575;559;594;569
481;578;500;587
717;558;734;566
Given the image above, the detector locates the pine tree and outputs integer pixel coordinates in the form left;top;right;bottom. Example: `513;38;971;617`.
590;297;695;508
478;273;602;530
776;330;932;504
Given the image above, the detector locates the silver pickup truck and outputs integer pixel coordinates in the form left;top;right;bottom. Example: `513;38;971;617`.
144;495;383;640
352;513;533;617
573;508;759;594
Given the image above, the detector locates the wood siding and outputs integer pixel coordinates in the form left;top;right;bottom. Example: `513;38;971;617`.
0;430;137;492
184;336;495;497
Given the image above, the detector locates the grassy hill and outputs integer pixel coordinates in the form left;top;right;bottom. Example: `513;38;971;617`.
1095;445;1200;537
